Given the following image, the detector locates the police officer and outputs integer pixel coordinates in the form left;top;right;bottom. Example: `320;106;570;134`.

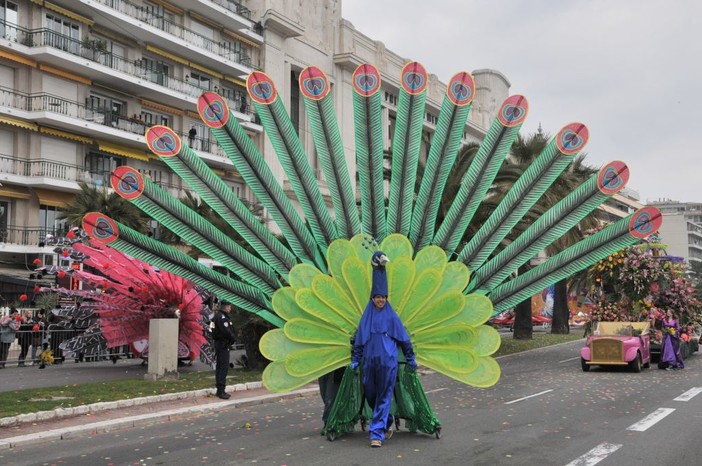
212;300;237;399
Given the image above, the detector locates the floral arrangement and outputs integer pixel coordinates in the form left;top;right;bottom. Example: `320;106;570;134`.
589;301;632;323
38;347;54;369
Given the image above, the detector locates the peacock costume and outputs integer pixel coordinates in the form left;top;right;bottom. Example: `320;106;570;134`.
80;62;661;440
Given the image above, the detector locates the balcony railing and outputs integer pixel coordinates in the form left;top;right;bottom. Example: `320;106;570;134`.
0;226;66;246
0;20;253;114
209;0;252;20
89;0;256;67
0;154;84;183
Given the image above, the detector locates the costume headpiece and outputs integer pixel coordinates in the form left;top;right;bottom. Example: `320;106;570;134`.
370;251;389;298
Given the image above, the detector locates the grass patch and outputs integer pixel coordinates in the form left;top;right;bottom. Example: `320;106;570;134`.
0;369;263;419
494;332;583;357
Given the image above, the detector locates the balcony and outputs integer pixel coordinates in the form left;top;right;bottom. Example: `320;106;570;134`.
0;153;84;190
0;20;256;125
0;225;67;247
166;0;259;34
72;0;257;77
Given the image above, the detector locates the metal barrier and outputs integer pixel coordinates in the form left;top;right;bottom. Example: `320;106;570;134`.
0;329;134;367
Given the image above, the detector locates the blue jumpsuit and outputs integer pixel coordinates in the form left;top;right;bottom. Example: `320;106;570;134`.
352;300;415;442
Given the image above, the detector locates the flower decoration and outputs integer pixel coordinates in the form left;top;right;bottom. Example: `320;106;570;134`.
32;258;42;266
259;234;500;392
19;294;28;302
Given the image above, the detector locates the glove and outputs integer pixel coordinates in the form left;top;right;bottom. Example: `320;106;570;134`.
350;361;359;370
407;361;417;372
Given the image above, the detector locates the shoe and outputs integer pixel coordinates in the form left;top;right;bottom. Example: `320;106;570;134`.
217;391;231;400
385;428;393;440
370;440;382;448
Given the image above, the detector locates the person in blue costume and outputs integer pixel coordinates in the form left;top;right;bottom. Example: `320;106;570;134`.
351;251;416;448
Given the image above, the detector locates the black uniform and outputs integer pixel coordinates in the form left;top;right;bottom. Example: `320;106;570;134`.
212;307;237;397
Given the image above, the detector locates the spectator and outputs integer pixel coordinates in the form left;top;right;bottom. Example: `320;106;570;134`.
17;311;35;367
0;308;21;368
30;310;45;365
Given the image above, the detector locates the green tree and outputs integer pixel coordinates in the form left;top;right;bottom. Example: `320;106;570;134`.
58;182;149;233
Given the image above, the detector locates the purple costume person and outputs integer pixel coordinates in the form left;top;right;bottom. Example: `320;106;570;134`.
659;314;684;370
351;251;416;447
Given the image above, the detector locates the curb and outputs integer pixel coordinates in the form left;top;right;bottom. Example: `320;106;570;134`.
0;386;319;450
0;381;265;429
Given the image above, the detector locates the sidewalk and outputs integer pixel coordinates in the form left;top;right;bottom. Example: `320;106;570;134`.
0;360;319;450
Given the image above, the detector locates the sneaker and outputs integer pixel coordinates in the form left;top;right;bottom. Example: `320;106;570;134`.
370;440;382;448
385;428;393;440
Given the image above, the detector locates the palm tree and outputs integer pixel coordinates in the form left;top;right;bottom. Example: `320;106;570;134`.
58;182;149;233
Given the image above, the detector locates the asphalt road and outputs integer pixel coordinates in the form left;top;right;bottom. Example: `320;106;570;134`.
1;340;700;465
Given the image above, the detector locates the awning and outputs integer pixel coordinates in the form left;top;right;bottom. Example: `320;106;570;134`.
146;45;189;66
139;99;184;116
97;141;150;162
38;64;91;85
0;116;39;131
223;29;260;49
42;1;95;26
223;75;247;88
39;126;93;144
0;185;31;200
34;188;76;208
0;49;37;67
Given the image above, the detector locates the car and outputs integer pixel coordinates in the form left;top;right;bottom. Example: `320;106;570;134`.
580;322;651;372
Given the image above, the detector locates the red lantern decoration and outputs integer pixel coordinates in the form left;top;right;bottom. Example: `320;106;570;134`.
33;286;40;293
32;258;42;266
67;230;75;239
19;294;28;302
62;249;70;257
57;270;66;279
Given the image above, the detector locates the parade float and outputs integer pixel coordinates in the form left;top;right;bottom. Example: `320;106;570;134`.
67;62;663;440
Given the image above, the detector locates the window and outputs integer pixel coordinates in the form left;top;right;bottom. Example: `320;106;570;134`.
189;71;211;90
220;85;248;114
290;70;300;136
85;152;124;187
45;13;80;54
0;0;18;41
139;56;170;86
39;205;66;237
384;91;398;106
140;109;170;127
87;93;125;127
0;200;7;242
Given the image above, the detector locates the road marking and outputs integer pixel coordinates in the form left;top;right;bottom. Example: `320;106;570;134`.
425;388;448;394
674;387;702;402
626;408;675;431
565;442;622;466
504;389;553;404
559;356;580;363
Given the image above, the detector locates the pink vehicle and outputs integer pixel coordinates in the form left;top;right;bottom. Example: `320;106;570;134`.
580;322;651;372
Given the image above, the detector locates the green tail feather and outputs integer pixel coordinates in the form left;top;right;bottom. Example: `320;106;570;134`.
304;93;361;239
488;209;661;313
198;105;327;272
255;97;338;249
83;216;284;327
433;111;523;256
149;132;298;280
353;90;386;241
409;98;471;251
116;172;281;296
468;163;626;293
387;89;427;236
457;137;575;270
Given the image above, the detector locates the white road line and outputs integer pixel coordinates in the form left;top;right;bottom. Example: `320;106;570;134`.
424;388;448;394
626;408;675;431
674;387;702;402
565;442;622;466
504;389;553;405
559;356;581;363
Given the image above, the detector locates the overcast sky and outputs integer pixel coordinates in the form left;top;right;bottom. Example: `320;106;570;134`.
342;0;701;204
